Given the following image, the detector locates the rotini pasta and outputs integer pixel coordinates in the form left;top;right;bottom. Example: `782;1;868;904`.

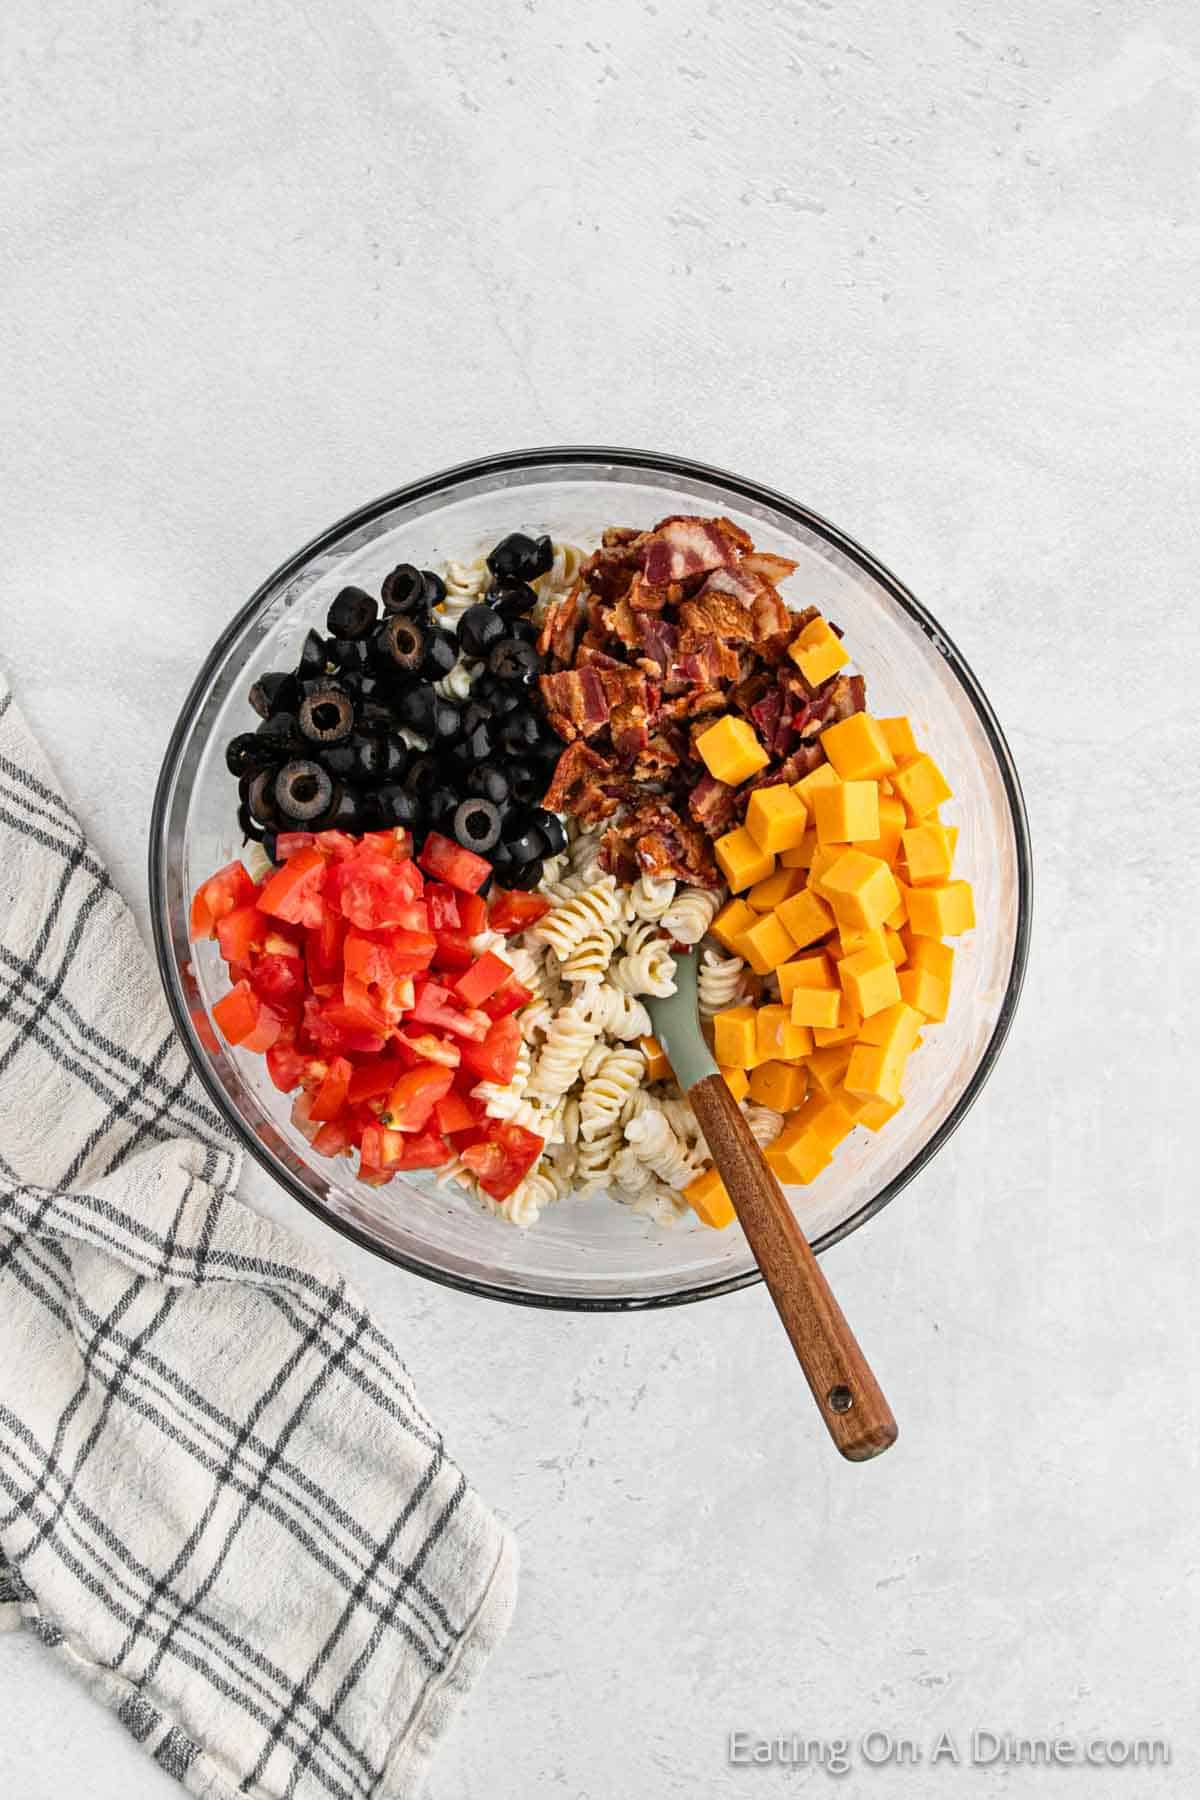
612;919;676;998
660;886;722;947
743;1104;784;1148
574;982;652;1042
532;876;622;962
579;1046;645;1142
526;1005;598;1103
697;947;747;1018
628;872;676;921
623;1105;697;1189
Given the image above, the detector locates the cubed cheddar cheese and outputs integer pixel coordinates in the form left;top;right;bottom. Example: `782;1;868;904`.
719;1064;751;1102
711;896;757;953
755;1005;812;1063
788;614;849;687
899;966;949;1022
777;887;835;950
857;1002;923;1059
713;1006;758;1068
714;826;774;894
843;1039;907;1107
905;935;955;983
904;880;975;937
745;783;809;854
812;998;862;1048
776;952;836;999
695;714;769;786
858;794;907;866
794;762;841;806
885;892;908;930
838;925;889;963
901;821;954;886
820;713;896;781
684;1167;735;1230
820;850;901;931
780;828;819;870
747;866;806;912
838;949;902;1019
812;779;881;845
737;911;798;974
638;1036;672;1082
832;1085;903;1131
878;715;919;762
767;1131;831;1186
892;752;952;820
792;1090;856;1154
805;843;845;898
805;1044;854;1091
749;1059;808;1112
790;986;842;1029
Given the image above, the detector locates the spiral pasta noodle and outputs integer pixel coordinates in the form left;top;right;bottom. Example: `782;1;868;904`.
579;1046;645;1142
623;1105;697;1189
434;661;477;702
697;947;747;1018
526;1005;598;1103
574;983;652;1042
743;1104;784;1148
628;873;676;922
558;927;619;985
612;919;676;998
660;886;722;947
532;876;623;962
437;557;489;627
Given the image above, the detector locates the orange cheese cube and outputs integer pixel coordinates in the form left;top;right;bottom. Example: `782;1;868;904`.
892;753;952;820
858;1002;923;1058
899;967;949;1021
788;614;849;687
714;826;775;894
901;822;954;886
719;1064;751;1102
844;1040;907;1107
805;844;846;898
805;1044;854;1091
858;794;907;866
695;714;769;786
820;713;896;781
905;935;955;983
838;950;902;1019
838;925;889;963
780;828;819;870
756;1005;813;1063
639;1035;672;1082
820;850;902;931
856;1093;905;1131
794;762;840;806
777;886;835;950
812;779;881;845
746;783;809;854
684;1167;736;1230
747;866;806;912
776;952;836;999
904;880;975;937
812;999;862;1047
713;1006;758;1068
790;986;842;1029
749;1059;808;1112
878;716;919;762
768;1133;831;1186
737;911;798;975
885;892;908;929
792;1091;856;1154
711;896;757;953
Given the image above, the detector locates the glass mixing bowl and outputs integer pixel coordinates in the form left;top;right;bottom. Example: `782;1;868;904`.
150;448;1031;1309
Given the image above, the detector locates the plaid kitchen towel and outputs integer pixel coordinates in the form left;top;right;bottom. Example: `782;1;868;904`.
0;674;517;1800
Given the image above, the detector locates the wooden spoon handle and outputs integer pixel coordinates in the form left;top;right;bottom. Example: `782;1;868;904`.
688;1073;897;1462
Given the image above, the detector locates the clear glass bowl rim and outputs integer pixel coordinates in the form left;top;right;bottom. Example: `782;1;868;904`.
149;444;1033;1311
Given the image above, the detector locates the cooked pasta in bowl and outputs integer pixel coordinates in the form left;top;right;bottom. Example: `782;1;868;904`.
152;448;1030;1307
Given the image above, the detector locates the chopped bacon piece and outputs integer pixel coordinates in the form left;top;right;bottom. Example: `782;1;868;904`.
610;702;650;759
641;515;748;587
537;583;583;668
678;591;756;648
633;733;681;781
742;551;799;582
575;644;625;670
688;773;737;836
542;741;614;812
635;615;679;674
750;583;791;648
538;668;611;740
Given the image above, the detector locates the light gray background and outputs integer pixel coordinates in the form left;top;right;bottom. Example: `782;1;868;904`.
3;1;1198;1795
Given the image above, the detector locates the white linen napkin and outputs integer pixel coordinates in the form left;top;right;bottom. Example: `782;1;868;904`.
0;674;517;1799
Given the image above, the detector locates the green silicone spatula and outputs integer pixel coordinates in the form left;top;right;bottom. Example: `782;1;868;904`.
645;951;897;1462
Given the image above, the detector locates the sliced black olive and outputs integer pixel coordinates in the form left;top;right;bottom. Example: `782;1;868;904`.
260;828;278;865
298;629;327;678
381;563;427;614
373;782;421;828
327;787;366;832
531;808;568;856
298;684;355;745
471;671;523;715
491;581;538;622
427;783;460;827
507;618;539;646
395;683;437;738
422;570;447;606
226;732;279;778
350;674;391;709
453;798;501;854
457;604;506;661
487;637;540;683
504;822;548;866
404;753;441;804
248;670;302;719
486;532;553;584
377;737;409;783
323;733;388;784
376;615;425;672
507;759;544;806
274;759;335;823
422;628;457;680
431;697;463;743
238;800;266;842
356;697;394;731
327;636;373;675
465;761;511;806
499;707;542;756
255;711;303;752
326;585;378;640
507;856;545;891
490;839;515;877
461;721;494;764
247;768;280;824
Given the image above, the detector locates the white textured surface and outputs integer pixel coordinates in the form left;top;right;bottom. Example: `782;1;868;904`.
2;2;1198;1796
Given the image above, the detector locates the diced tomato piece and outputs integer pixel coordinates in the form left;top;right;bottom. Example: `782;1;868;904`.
382;928;437;973
346;1056;405;1103
275;831;316;860
311;830;360;862
190;860;258;939
453;951;513;1009
190;1006;220;1054
432;928;474;972
329;851;425;931
291;1089;322;1142
409;981;489;1041
435;1092;478;1137
216;904;266;965
313;1118;353;1158
212;980;260;1045
460;1120;544;1199
425;883;461;931
418;832;491;894
392;1129;452;1170
301;995;387;1057
380;1064;455;1131
258;847;328;929
266;1037;310;1092
488;887;551;934
360;1123;407;1172
459;1013;522;1085
480;975;533;1020
304;912;345;995
395;1030;460;1069
309;1055;353;1122
250;953;306;1017
457;892;487;935
243;1001;285;1053
358;828;414;863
